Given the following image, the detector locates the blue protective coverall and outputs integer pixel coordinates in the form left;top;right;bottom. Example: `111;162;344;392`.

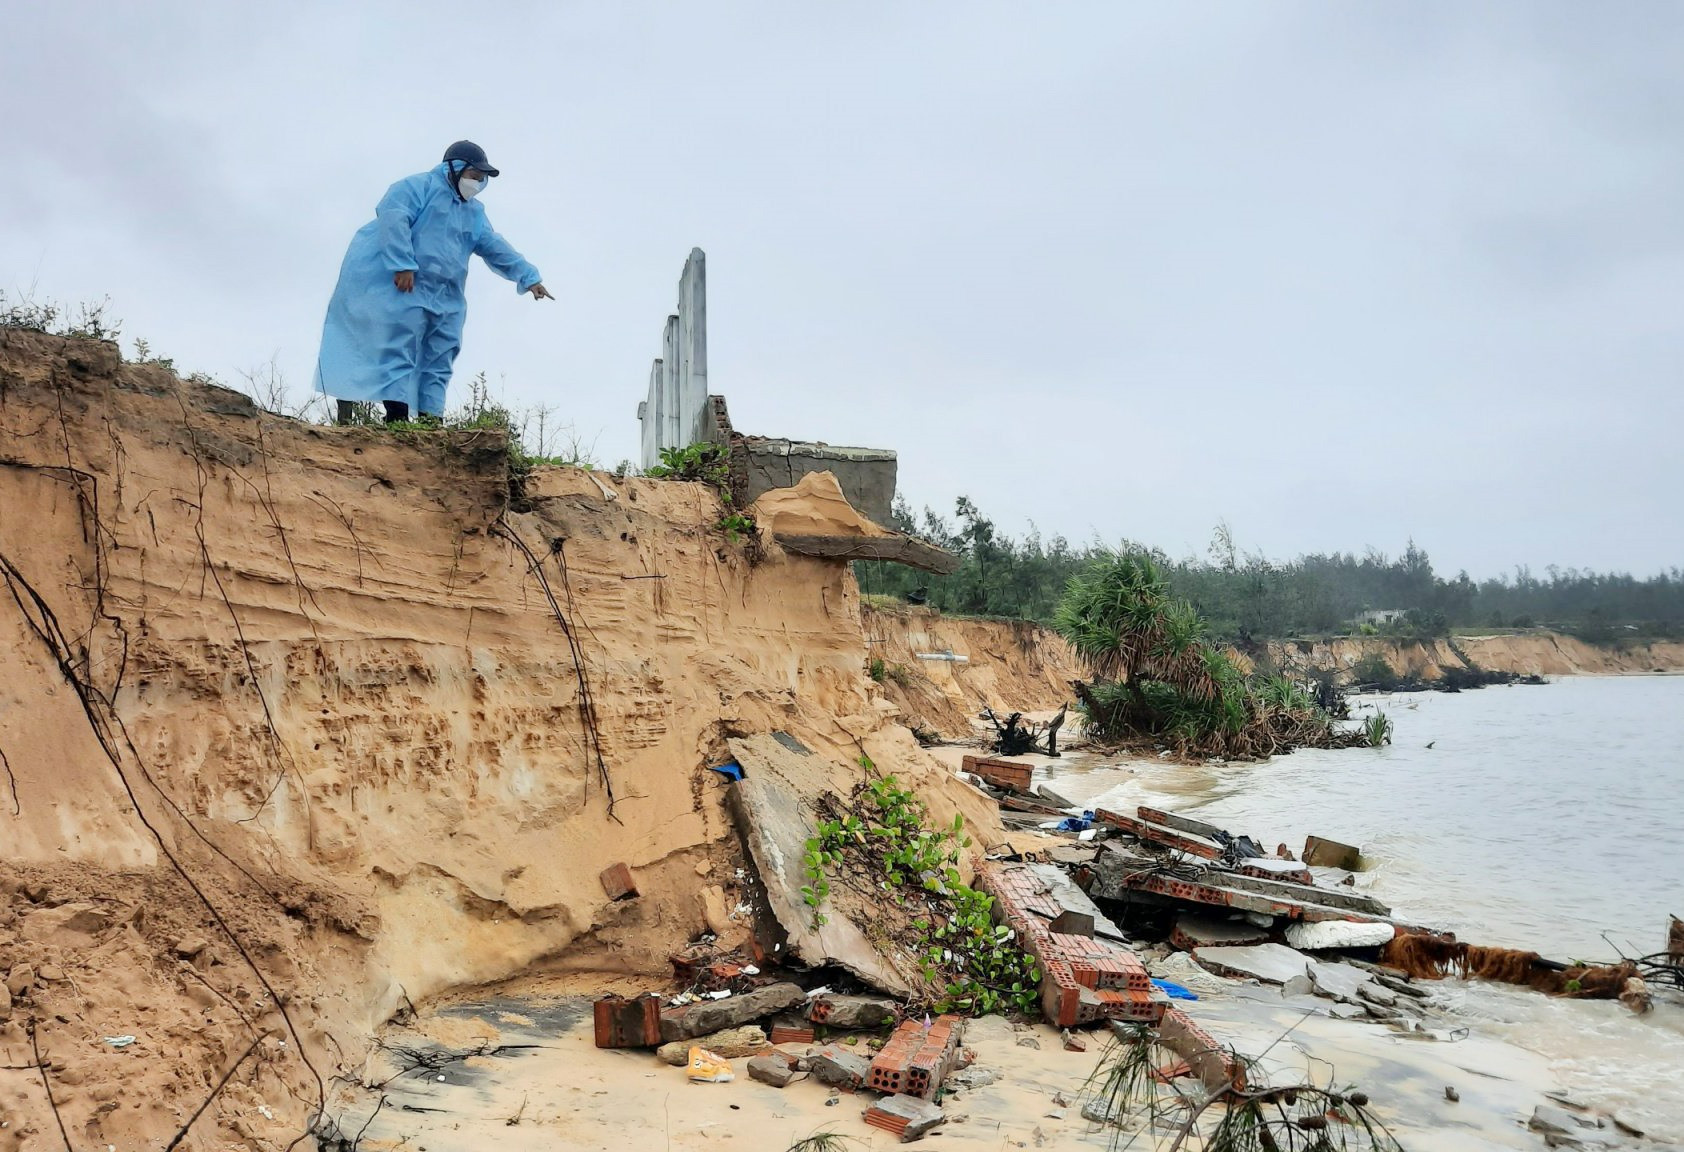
315;163;541;415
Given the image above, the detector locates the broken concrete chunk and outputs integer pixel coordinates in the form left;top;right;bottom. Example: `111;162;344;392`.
1193;944;1311;985
1529;1104;1599;1135
809;1044;871;1090
1285;919;1395;951
746;1052;797;1087
1172;913;1269;951
656;1025;768;1065
863;1093;946;1142
659;982;804;1043
1357;981;1399;1009
805;993;898;1030
1308;961;1373;1005
1303;835;1361;870
599;862;638;901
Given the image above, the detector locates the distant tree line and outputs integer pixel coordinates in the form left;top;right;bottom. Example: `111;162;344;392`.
855;497;1684;643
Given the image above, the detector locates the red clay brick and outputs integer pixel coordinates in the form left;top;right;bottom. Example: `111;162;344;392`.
599;862;639;901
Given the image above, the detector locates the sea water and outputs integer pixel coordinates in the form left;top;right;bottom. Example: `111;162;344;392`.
1046;676;1684;1142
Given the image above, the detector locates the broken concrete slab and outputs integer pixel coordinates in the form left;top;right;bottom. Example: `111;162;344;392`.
864;1093;946;1142
746;1052;798;1087
656;1025;769;1065
810;1044;872;1091
1094;808;1224;858
1303;835;1362;870
659;982;805;1043
1035;783;1082;809
1238;858;1314;885
806;993;898;1030
1087;844;1393;922
726;734;919;995
1193;944;1312;985
1135;806;1228;842
1171;913;1270;952
1285;919;1396;951
1308;961;1373;1004
1026;862;1126;941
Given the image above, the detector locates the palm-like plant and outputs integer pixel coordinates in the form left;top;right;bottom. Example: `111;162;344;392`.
1053;552;1220;706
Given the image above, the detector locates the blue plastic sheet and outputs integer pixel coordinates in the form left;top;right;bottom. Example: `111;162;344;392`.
1151;978;1198;1001
708;761;745;782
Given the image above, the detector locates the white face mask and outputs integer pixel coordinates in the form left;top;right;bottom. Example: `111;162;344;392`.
458;174;486;201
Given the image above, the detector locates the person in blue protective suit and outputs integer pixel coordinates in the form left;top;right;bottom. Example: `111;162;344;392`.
316;140;551;424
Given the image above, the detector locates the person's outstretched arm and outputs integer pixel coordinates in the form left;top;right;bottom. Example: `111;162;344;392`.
474;225;548;298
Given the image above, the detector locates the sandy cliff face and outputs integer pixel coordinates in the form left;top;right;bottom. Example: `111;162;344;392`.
861;605;1083;736
0;330;994;1150
1269;634;1684;681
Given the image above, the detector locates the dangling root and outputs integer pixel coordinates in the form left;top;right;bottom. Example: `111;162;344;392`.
1381;932;1637;997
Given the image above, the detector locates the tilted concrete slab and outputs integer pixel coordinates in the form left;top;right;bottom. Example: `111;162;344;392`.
726;734;919;995
1194;943;1312;985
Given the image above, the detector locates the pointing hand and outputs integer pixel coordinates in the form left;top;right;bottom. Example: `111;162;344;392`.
529;283;554;301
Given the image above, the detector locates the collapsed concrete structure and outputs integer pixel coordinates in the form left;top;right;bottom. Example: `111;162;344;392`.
0;328;1036;1149
636;249;950;573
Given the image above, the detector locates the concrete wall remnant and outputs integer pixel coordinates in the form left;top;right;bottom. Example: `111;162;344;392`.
637;248;709;469
738;436;897;527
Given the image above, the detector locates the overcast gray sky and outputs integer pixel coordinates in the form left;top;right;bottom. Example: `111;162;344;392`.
5;2;1680;579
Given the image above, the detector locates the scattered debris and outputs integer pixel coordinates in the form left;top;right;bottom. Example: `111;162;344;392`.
1445;1085;1460;1103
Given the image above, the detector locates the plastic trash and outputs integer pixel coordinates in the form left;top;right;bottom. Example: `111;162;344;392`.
102;1035;137;1048
1055;810;1096;832
708;762;745;782
1151;978;1199;1001
687;1046;735;1082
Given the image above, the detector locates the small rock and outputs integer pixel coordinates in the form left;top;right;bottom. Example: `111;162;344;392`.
1081;1101;1115;1124
1015;1035;1041;1049
7;965;35;997
1445;1085;1459;1103
0;983;11;1017
1281;974;1314;999
695;860;713;877
1044;1108;1066;1120
1530;1103;1599;1136
1060;1029;1085;1053
746;1053;796;1088
1610;1111;1645;1137
37;964;66;983
1357;982;1398;1009
947;1067;1000;1091
173;937;209;960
